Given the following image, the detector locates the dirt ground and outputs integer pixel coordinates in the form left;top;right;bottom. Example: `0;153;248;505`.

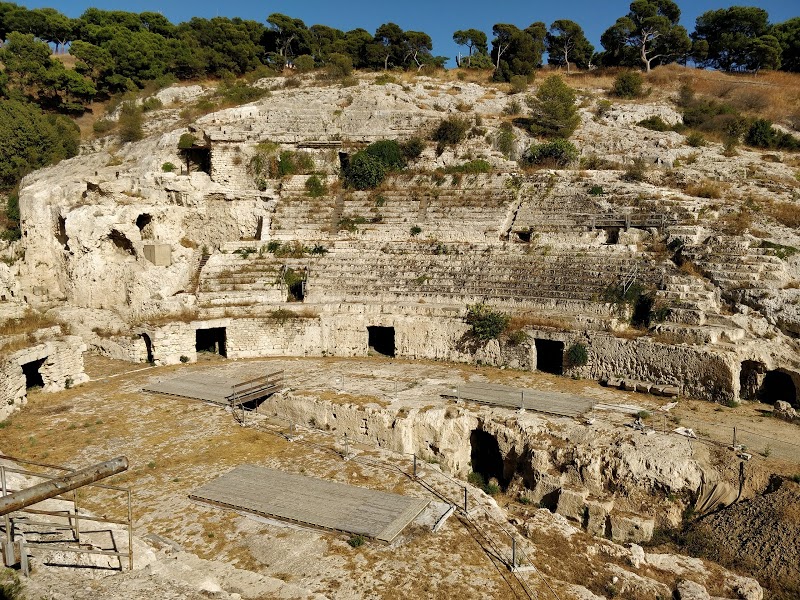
2;353;798;599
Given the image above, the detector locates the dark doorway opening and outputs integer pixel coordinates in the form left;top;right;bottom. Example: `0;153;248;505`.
338;152;350;171
740;360;766;401
196;327;227;357
760;370;797;406
516;230;532;243
470;429;507;488
603;227;620;244
136;214;153;239
108;229;135;255
535;339;564;375
367;326;395;357
182;147;211;175
22;358;46;389
141;333;154;364
56;215;69;250
283;267;305;302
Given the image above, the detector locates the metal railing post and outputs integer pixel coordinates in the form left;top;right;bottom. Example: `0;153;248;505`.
413;454;417;479
1;467;10;548
463;487;468;513
73;489;80;542
512;536;517;568
127;489;133;571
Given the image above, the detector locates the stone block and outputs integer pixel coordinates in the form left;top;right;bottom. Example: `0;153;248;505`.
635;381;652;394
609;512;654;544
144;244;172;267
555;487;588;523
530;472;561;506
676;579;710;600
585;498;614;537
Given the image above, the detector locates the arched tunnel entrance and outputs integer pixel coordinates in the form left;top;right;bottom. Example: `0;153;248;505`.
740;361;798;407
470;429;508;488
760;370;797;407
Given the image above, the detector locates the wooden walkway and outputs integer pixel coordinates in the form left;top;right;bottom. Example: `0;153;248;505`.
143;374;233;404
190;465;429;543
456;382;593;417
143;371;283;406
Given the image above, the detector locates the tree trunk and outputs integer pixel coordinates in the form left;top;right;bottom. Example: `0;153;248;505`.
564;48;570;73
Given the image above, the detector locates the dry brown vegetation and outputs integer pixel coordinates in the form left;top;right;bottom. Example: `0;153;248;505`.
765;201;800;229
0;310;58;338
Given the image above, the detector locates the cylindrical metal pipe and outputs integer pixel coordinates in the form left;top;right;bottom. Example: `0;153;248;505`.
0;457;128;516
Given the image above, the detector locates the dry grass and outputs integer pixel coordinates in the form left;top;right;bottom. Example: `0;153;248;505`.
765;201;800;229
0;310;58;337
138;306;198;326
684;180;728;199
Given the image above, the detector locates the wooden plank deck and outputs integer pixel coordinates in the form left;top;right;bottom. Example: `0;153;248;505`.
457;382;593;417
143;374;233;404
190;465;429;543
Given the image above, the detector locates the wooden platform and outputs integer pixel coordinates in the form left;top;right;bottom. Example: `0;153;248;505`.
143;371;283;406
457;382;593;417
143;374;234;404
189;465;429;543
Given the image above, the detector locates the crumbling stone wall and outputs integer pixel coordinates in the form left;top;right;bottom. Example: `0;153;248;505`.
583;334;737;403
0;337;89;420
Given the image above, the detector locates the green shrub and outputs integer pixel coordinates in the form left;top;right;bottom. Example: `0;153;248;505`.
507;329;529;345
0;567;23;600
566;343;589;367
305;174;327;197
611;71;643;99
509;75;528;94
467;471;485;487
410;225;422;236
293;54;315;73
216;81;268;105
343;151;386;190
524;138;578;167
527;75;579;139
93;118;115;134
745;119;800;151
179;355;189;363
588;185;604;196
494;123;516;157
466;303;510;340
638;116;671;132
400;137;424;161
118;101;143;142
485;483;501;496
622;157;648;182
347;535;365;548
325;53;353;78
141;97;163;112
365;139;405;171
685;132;706;147
178;133;196;149
161;162;176;173
432;116;469;146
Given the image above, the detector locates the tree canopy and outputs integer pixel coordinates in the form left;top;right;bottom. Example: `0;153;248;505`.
600;0;691;71
545;20;594;72
693;7;779;71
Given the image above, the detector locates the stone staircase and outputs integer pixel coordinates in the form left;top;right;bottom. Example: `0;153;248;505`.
303;243;663;313
196;251;287;307
681;236;787;292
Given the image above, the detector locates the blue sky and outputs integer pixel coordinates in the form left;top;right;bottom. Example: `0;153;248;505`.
16;1;799;66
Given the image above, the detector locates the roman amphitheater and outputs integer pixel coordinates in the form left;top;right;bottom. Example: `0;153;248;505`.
1;68;799;599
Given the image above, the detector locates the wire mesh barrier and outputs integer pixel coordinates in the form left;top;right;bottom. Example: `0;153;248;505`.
638;411;800;464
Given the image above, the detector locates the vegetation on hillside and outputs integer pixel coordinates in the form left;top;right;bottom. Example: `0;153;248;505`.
0;0;799;235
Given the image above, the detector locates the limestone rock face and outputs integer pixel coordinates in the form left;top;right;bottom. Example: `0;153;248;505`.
677;579;711;600
609;513;655;544
773;400;797;421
